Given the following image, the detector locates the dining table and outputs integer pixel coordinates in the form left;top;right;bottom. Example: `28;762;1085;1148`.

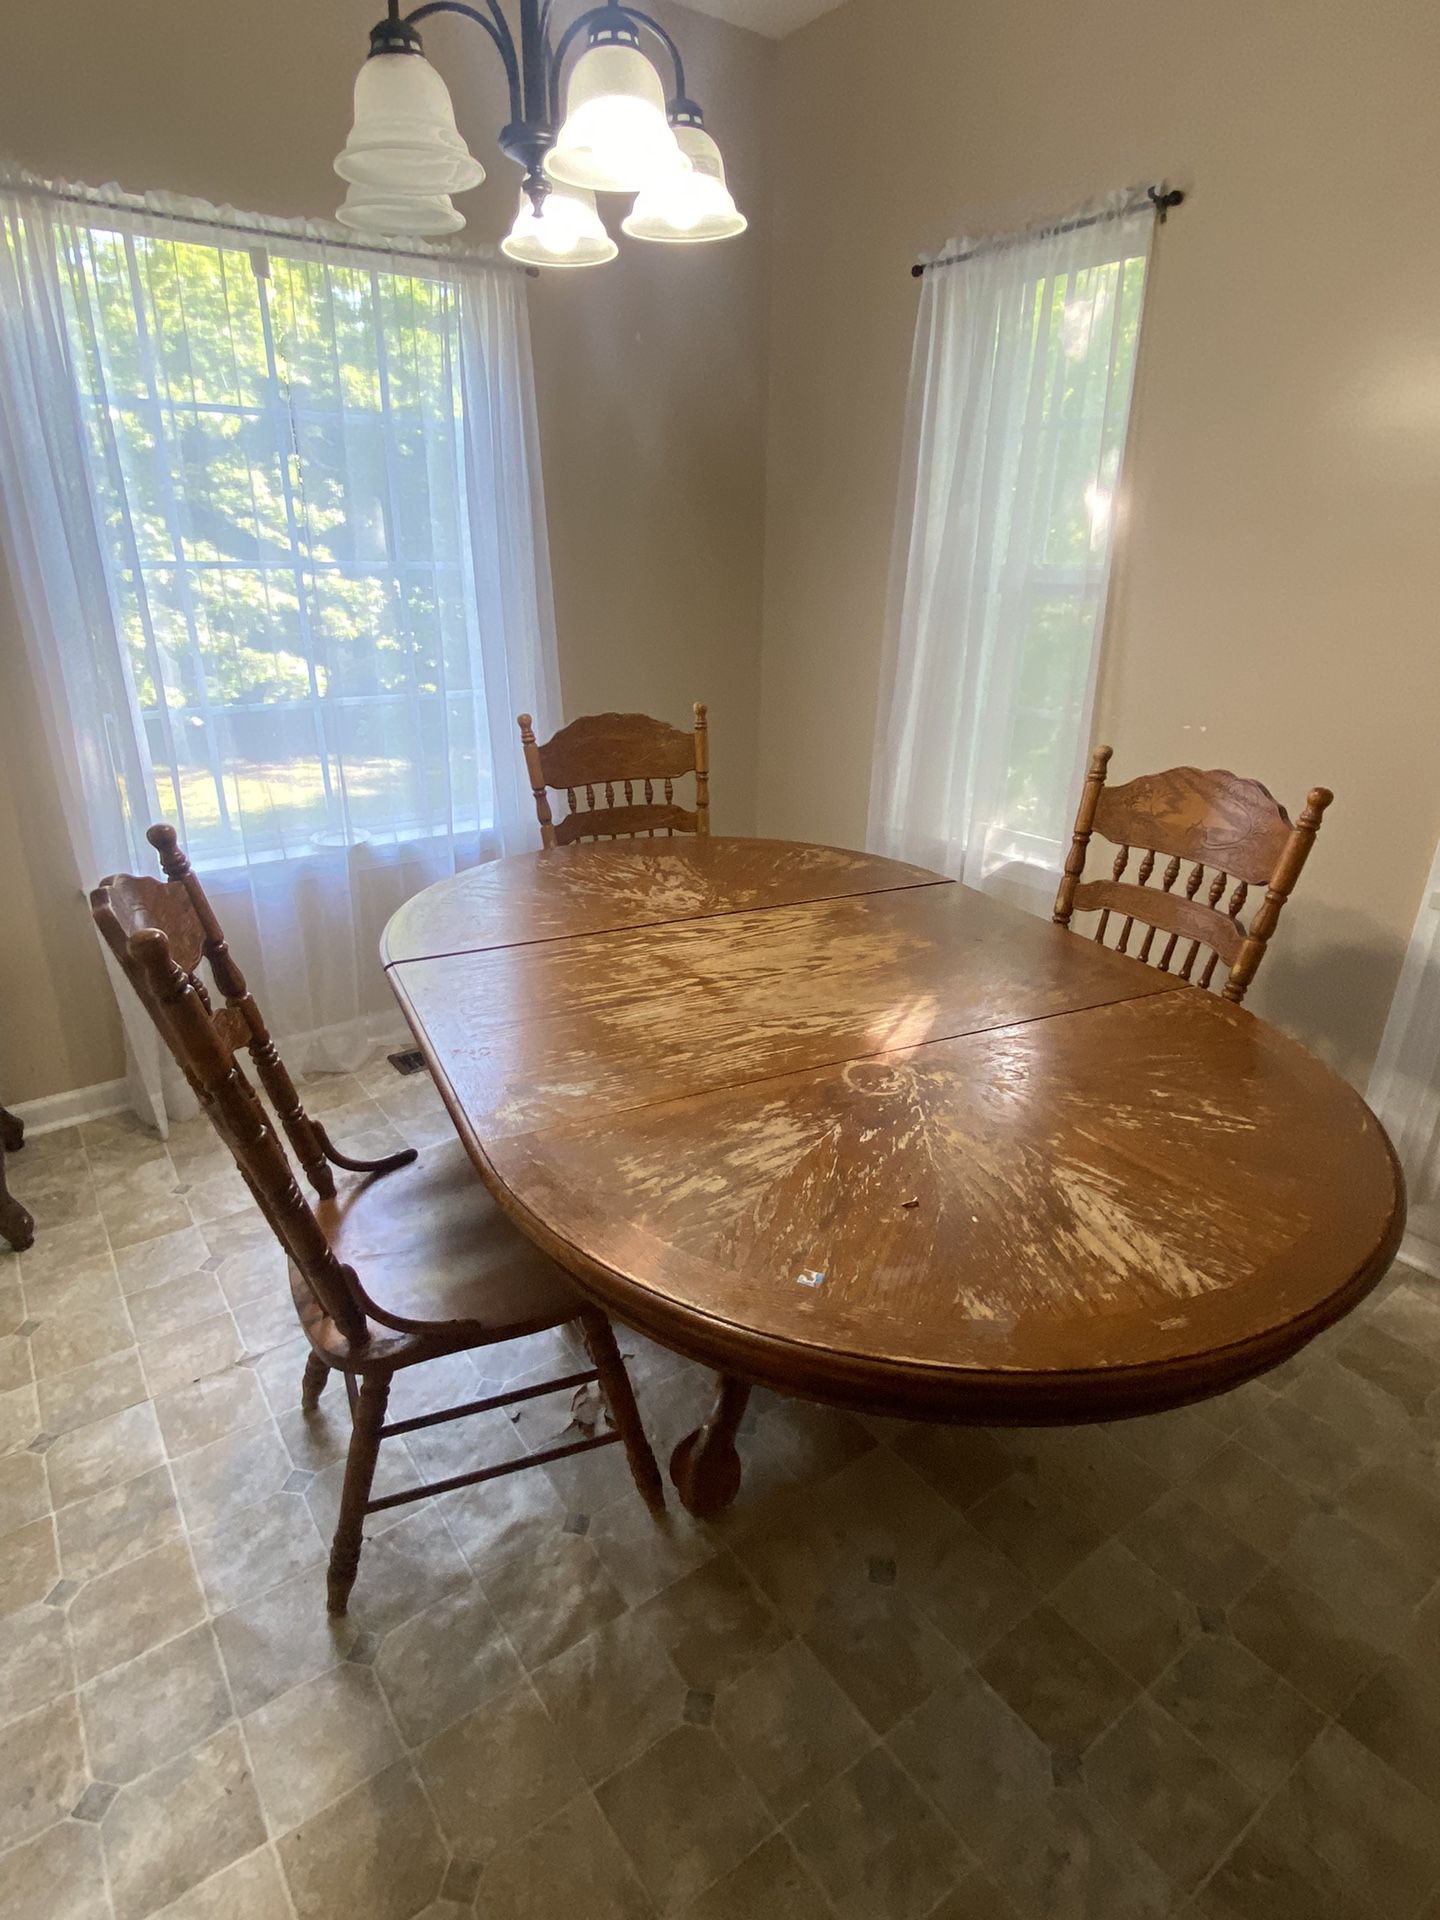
381;835;1404;1518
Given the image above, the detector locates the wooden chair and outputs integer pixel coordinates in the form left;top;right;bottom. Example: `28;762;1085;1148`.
1053;747;1332;1003
0;1104;33;1252
92;831;663;1615
518;705;709;847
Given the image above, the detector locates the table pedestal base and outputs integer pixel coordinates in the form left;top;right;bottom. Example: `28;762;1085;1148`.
669;1375;751;1517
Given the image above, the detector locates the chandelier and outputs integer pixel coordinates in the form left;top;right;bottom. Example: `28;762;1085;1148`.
334;0;747;268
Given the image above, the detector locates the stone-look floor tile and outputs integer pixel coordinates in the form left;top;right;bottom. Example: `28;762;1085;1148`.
788;1744;964;1920
0;1598;74;1722
145;1846;293;1919
595;1724;773;1915
0;1812;109;1920
275;1398;354;1472
1279;1723;1440;1915
0;1331;33;1395
184;1168;252;1227
1341;1458;1440;1582
443;1451;568;1574
984;1785;1175;1920
888;1669;1051;1858
37;1347;148;1437
0;1513;59;1614
171;1420;292;1534
46;1401;164;1510
303;1439;420;1545
965;1474;1117;1589
232;1289;304;1359
586;1489;719;1607
82;1623;229;1788
12;1215;110;1289
373;1584;524;1746
400;1402;526;1491
1085;1696;1252;1892
534;1607;691;1785
245;1664;403;1835
1179;1439;1317;1557
1152;1634;1324;1794
270;1712;447;1890
1342;1654;1440;1803
1228;1562;1394;1713
912;1516;1042;1659
127;1271;227;1346
889;1421;1016;1511
1338;1323;1437;1418
926;1867;1026;1920
0;1272;22;1338
1280;1508;1433;1644
214;1566;358;1718
476;1789;656;1920
678;1834;831;1920
1122;1491;1267;1609
0;1693;87;1851
978;1605;1139;1753
480;1526;628;1670
712;1637;872;1820
102;1723;266;1920
1231;1394;1372;1494
638;1557;790;1692
1109;1402;1230;1481
70;1536;207;1682
189;1488;325;1615
0;1380;38;1454
1;1443;52;1531
418;1677;587;1867
804;1575;969;1735
55;1461;182;1583
113;1224;213;1298
100;1184;195;1253
1051;1537;1201;1685
155;1365;268;1461
139;1313;245;1400
344;1506;472;1636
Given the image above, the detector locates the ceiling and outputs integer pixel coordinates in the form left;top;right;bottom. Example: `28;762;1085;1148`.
675;0;852;40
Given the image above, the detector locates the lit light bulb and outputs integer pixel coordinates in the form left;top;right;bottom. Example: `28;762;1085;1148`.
501;184;618;270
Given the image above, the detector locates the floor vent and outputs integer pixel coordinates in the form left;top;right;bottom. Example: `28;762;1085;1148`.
387;1049;427;1077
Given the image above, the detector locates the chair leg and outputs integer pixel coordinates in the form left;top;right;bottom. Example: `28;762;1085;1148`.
327;1370;390;1615
579;1307;665;1515
300;1352;330;1412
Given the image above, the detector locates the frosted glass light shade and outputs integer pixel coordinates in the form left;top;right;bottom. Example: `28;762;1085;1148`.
334;50;483;233
622;124;747;244
546;42;682;193
336;184;465;236
501;187;618;269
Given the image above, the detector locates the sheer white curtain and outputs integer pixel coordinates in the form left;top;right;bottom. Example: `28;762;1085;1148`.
1368;839;1440;1276
0;174;559;1128
868;192;1157;908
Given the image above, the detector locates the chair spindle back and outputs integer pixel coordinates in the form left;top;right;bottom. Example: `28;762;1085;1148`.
518;706;709;848
1053;746;1332;1003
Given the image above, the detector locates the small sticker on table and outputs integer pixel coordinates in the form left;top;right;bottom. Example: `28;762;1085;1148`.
795;1270;825;1288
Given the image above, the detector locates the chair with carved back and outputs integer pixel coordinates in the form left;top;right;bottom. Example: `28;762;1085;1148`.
134;824;415;1200
1053;746;1333;1003
518;705;709;847
92;835;663;1614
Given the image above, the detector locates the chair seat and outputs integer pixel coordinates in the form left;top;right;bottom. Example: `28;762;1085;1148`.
306;1138;580;1344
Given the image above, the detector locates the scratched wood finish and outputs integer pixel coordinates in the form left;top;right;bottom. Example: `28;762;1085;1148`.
383;841;1401;1447
1053;747;1333;1003
381;835;944;965
92;843;662;1612
518;706;710;847
387;883;1181;1142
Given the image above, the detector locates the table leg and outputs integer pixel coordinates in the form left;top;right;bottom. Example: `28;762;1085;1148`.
0;1109;33;1253
669;1374;751;1518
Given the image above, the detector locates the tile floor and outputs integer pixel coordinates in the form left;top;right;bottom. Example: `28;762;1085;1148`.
1;1061;1439;1920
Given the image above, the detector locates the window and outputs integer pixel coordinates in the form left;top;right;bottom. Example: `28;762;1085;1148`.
869;196;1155;902
59;225;499;865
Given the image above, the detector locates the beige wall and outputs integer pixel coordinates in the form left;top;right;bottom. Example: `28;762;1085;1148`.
759;0;1440;1085
0;0;772;1103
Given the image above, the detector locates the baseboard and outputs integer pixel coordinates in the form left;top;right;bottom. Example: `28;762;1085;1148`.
7;1078;130;1137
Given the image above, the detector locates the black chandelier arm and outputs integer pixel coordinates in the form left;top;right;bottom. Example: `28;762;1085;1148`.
405;1;523;120
546;4;688;124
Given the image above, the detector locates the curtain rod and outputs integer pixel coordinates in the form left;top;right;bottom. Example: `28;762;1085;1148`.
911;185;1184;279
1;175;534;277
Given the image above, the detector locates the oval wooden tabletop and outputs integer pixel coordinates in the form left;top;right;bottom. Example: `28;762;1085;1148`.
383;837;1404;1425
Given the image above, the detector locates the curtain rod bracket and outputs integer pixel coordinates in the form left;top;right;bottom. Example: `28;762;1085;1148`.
1148;185;1185;223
